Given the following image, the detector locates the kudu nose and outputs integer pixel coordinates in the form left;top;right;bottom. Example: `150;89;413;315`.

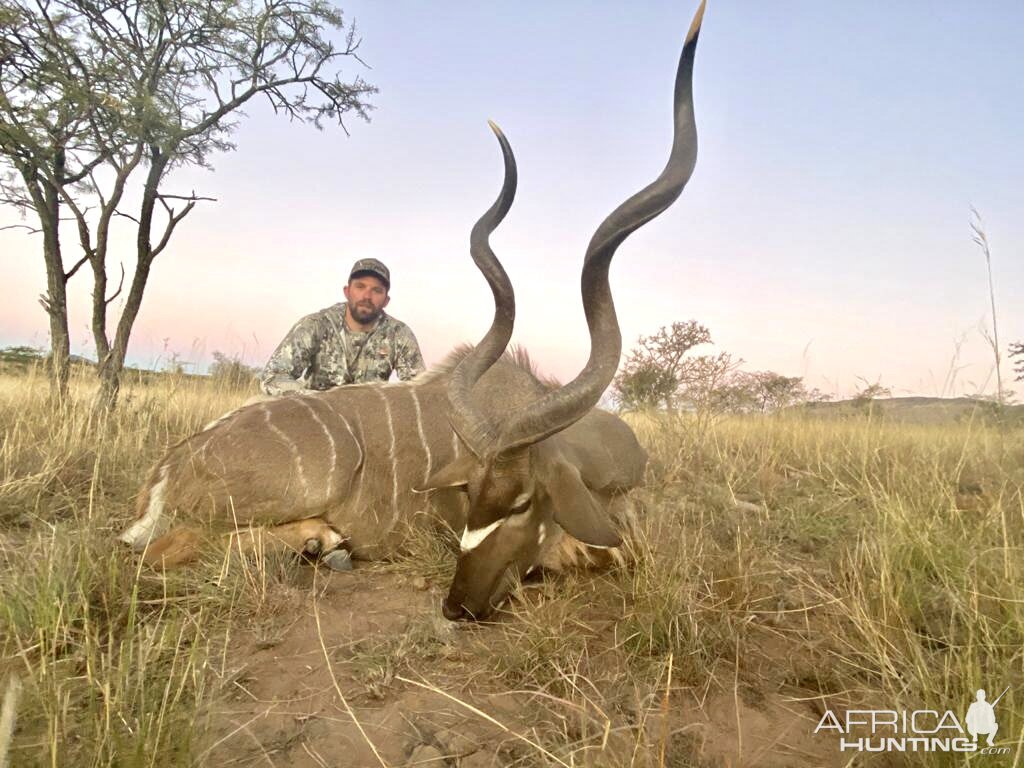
441;598;468;622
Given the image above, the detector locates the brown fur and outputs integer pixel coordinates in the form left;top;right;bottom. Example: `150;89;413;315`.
121;352;638;561
122;349;646;618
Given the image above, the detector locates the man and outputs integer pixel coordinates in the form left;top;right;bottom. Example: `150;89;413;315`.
966;689;1000;747
261;258;426;395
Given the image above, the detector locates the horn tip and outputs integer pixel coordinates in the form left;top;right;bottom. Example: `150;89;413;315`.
487;119;506;138
686;0;706;43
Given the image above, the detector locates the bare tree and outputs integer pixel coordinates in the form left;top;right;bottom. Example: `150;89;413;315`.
804;387;834;404
612;320;711;410
690;369;813;416
0;2;125;399
0;0;376;408
704;372;758;414
741;371;807;413
852;378;892;415
677;351;743;434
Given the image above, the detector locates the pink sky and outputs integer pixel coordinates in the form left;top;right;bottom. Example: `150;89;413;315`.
2;2;1021;399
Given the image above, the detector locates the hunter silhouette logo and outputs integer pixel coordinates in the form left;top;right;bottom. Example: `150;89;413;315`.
814;687;1011;754
966;687;1007;747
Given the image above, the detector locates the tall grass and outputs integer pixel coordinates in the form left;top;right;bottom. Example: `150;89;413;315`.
0;366;267;767
630;412;1024;737
1;368;1022;765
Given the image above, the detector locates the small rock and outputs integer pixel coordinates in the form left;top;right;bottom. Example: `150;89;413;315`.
433;729;480;758
406;744;447;766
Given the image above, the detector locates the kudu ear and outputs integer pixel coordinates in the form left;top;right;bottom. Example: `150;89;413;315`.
540;460;622;548
417;455;477;492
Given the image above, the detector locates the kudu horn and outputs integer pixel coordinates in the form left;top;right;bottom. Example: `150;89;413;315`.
496;1;705;453
446;121;519;456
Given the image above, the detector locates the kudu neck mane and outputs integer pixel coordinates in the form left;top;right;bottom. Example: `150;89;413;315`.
423;345;561;393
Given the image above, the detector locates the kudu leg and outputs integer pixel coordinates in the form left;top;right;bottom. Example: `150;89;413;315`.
141;526;204;567
228;517;346;560
141;517;346;568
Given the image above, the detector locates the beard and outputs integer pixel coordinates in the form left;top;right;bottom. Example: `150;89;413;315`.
349;301;383;324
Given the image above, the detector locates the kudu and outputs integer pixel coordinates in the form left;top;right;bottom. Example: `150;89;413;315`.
121;3;704;620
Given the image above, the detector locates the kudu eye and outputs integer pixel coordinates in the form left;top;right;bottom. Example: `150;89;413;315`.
503;495;533;527
509;498;531;515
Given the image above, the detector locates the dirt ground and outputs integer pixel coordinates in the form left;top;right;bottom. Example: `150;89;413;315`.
203;564;846;768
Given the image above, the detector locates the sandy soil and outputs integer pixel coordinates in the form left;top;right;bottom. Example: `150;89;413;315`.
202;564;848;768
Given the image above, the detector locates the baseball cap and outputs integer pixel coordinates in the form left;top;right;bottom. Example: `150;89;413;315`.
349;258;390;289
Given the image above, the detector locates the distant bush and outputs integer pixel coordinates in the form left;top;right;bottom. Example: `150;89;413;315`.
0;345;45;365
208;351;260;390
0;346;90;373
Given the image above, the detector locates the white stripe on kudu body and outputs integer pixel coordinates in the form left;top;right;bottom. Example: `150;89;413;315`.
262;403;308;498
317;398;363;471
409;388;432;480
307;397;360;501
296;397;336;499
375;389;400;525
318;399;364;502
350;411;366;512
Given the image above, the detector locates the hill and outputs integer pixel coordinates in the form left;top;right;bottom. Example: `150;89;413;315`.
800;395;1024;425
0;346;213;385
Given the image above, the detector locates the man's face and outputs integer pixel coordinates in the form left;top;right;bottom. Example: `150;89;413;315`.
344;274;390;324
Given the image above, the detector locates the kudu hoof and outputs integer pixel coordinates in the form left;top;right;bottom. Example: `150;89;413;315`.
322;549;353;572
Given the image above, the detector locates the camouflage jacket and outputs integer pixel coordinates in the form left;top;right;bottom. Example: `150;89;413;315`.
261;302;426;395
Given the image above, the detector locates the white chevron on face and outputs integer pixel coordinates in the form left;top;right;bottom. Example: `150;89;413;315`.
460;518;503;553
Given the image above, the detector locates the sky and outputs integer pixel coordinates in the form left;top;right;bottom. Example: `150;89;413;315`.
1;1;1022;399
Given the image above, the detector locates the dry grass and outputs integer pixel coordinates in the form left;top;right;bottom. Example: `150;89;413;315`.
1;367;1022;766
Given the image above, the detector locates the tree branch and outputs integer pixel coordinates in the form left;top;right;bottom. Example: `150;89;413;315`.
65;252;90;280
151;198;196;258
157;192;217;203
112;209;141;225
105;262;126;306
